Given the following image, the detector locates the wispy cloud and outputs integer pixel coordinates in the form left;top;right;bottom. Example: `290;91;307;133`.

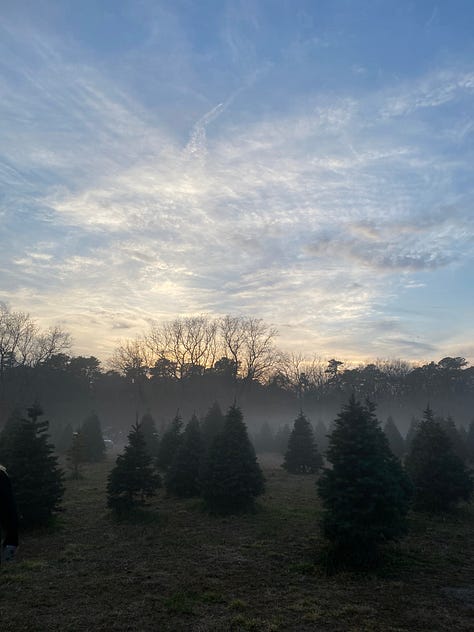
1;7;473;361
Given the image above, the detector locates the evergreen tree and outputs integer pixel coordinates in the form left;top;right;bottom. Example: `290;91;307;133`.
318;396;412;567
66;431;85;479
0;403;64;527
200;402;225;453
253;421;275;454
405;406;473;512
283;411;323;474
383;416;405;459
0;409;22;457
314;419;329;457
467;420;474;462
458;424;468;445
405;417;420;455
165;414;203;497
157;411;183;470
274;423;291;455
201;404;265;514
81;413;106;462
107;422;162;514
440;416;469;462
55;422;74;454
140;412;160;459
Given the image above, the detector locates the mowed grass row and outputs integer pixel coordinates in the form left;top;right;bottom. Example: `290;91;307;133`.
1;454;473;631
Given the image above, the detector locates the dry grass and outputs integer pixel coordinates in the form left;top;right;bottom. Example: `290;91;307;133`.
1;453;473;631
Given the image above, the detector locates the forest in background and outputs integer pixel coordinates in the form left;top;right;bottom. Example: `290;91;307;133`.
1;306;473;446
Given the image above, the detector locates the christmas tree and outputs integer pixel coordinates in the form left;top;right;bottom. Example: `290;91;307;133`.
283;411;322;474
318;396;411;567
140;412;160;459
165;414;203;497
405;406;473;512
107;421;162;514
157;411;183;470
0;403;64;527
81;413;106;462
201;404;265;514
383;416;405;459
200;402;225;453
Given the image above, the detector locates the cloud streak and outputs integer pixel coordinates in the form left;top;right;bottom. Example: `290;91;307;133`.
1;6;473;362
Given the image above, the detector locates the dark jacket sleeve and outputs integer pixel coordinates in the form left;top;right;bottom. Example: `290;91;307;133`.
0;468;19;547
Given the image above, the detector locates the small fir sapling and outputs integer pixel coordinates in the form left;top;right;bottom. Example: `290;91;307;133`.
107;421;162;514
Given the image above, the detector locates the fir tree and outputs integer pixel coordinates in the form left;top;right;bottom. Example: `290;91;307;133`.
107;422;162;514
274;423;291;455
405;417;420;454
200;402;225;453
140;412;160;459
458;424;468;446
56;423;74;454
467;420;474;463
314;419;329;457
157;411;183;470
0;409;22;457
253;421;275;454
81;413;106;462
201;404;265;514
405;406;473;512
440;416;469;462
383;416;405;459
283;411;323;474
66;431;85;480
318;396;412;567
165;414;203;497
0;403;64;528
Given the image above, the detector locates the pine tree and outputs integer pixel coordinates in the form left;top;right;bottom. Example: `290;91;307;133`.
274;423;291;455
283;411;323;474
157;411;183;470
66;431;85;479
200;402;225;453
140;412;160;459
458;424;468;446
253;421;275;454
318;396;412;567
55;423;74;454
467;420;474;463
383;416;405;459
81;413;106;462
201;404;265;514
405;417;420;454
0;409;22;457
107;422;162;514
440;416;469;462
405;406;473;512
165;414;203;497
0;403;64;528
314;419;329;457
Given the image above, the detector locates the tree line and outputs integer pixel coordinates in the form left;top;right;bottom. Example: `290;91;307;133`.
1;306;474;443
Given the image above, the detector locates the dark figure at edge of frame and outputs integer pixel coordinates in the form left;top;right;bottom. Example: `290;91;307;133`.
0;464;19;563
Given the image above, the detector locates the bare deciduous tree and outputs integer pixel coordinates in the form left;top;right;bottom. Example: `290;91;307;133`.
108;338;149;381
0;305;71;382
240;317;278;382
219;315;246;380
113;314;279;384
145;316;219;380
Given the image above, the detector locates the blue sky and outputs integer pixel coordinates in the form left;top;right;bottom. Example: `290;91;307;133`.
1;0;473;362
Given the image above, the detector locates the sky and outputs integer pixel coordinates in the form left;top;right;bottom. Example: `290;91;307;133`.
1;0;473;364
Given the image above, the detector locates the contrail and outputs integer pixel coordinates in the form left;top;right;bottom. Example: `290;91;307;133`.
185;102;225;160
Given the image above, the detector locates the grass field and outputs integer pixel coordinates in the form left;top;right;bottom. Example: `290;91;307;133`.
1;453;473;631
